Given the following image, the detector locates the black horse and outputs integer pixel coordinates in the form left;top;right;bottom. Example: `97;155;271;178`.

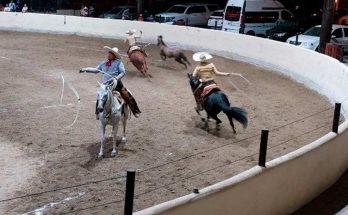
188;73;248;133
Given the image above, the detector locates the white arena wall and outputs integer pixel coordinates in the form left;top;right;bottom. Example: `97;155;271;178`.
1;12;348;215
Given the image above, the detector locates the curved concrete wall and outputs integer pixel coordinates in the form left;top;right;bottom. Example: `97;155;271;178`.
1;12;348;215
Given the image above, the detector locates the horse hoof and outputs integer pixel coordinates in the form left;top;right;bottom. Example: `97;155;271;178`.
111;151;117;158
97;154;104;160
216;124;221;131
122;137;127;144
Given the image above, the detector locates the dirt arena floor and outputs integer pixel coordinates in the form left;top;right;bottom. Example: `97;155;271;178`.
0;31;335;215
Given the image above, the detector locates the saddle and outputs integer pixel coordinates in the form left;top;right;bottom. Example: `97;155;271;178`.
128;45;147;57
200;83;220;99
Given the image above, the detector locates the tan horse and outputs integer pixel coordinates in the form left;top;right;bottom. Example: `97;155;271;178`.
128;46;152;78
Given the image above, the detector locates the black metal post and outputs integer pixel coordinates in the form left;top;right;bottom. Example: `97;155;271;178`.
332;103;341;133
319;0;335;53
215;20;218;30
295;32;299;45
258;130;269;167
124;169;136;215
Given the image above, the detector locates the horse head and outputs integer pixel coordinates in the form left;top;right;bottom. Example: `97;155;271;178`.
187;73;200;92
97;83;111;114
157;35;165;47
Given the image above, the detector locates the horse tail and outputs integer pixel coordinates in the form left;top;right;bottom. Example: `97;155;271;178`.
220;93;248;129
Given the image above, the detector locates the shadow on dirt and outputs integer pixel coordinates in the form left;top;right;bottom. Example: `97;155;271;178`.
80;137;136;170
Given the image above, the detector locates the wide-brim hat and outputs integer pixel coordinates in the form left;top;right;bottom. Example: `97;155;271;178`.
193;52;213;62
126;29;137;35
103;46;121;58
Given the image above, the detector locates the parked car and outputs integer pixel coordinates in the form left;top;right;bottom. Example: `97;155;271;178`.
286;25;348;52
155;3;219;26
0;4;4;11
266;22;300;42
222;0;295;37
207;10;224;30
100;6;137;20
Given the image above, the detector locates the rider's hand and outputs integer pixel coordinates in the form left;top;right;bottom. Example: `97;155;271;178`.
140;30;143;34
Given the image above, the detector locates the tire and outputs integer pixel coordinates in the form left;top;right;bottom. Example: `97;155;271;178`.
176;19;186;26
246;30;256;36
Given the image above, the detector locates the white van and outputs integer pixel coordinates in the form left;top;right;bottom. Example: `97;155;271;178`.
222;0;295;37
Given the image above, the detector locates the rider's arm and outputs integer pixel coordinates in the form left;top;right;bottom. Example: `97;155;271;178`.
80;61;104;73
212;63;230;76
115;62;126;80
135;31;142;39
192;66;199;77
80;67;101;73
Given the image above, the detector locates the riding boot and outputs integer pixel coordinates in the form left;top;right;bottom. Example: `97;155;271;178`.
120;88;141;117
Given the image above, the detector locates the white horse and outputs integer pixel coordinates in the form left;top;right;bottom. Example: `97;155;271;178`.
96;79;130;159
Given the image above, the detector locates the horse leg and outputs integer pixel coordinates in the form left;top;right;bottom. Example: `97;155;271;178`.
121;105;129;145
210;114;222;131
160;53;166;61
175;57;187;69
144;61;152;78
98;120;106;159
230;118;236;134
205;114;211;130
111;118;120;157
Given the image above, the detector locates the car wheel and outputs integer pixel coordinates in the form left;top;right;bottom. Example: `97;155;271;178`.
176;19;186;26
246;30;256;36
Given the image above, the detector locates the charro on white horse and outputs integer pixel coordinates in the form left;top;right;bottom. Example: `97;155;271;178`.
96;77;130;159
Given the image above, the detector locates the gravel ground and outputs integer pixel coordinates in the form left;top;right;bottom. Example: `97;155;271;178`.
0;31;334;215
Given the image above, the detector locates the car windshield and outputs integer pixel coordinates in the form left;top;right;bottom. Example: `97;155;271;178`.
212;11;223;17
303;26;321;37
167;6;187;13
107;8;124;15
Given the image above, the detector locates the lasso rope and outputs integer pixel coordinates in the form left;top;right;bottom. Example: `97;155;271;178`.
60;73;65;105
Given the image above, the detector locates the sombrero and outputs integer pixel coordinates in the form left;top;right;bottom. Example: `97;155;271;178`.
126;29;137;35
193;52;213;62
103;46;121;58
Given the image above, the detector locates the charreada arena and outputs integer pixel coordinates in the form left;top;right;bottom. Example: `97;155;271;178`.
1;5;348;215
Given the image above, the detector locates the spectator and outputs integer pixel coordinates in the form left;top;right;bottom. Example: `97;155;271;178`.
122;8;130;20
4;4;10;12
9;0;16;12
21;4;28;13
16;0;20;12
147;15;155;22
80;5;88;17
138;13;144;21
89;5;95;17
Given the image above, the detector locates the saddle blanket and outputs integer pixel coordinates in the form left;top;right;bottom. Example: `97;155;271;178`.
201;84;219;98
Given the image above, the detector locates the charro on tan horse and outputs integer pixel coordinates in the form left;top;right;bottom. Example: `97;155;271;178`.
125;29;152;78
128;45;152;78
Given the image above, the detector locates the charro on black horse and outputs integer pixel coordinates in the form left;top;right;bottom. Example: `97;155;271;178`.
188;52;248;133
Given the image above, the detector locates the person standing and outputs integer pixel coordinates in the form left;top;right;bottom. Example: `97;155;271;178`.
9;0;16;12
21;4;28;13
80;5;88;17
